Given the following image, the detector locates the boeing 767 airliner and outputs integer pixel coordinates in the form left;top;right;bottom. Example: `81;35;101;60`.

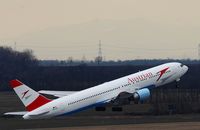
4;62;188;119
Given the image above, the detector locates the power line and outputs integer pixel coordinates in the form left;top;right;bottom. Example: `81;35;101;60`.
98;40;102;59
95;40;103;64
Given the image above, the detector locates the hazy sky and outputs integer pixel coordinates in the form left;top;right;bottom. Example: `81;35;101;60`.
0;0;200;60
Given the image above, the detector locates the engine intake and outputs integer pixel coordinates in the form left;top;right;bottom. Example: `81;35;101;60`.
133;88;150;102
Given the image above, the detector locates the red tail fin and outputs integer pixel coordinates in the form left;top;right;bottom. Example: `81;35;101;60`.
10;79;52;111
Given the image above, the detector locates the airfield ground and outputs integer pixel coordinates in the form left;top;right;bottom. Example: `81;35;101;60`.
1;92;200;130
32;122;200;130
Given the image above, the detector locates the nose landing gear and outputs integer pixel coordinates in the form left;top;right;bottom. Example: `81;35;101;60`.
176;78;180;88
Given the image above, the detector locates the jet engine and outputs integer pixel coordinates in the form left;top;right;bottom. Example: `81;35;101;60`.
133;88;150;103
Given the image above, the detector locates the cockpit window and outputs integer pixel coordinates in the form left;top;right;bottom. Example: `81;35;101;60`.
180;64;184;67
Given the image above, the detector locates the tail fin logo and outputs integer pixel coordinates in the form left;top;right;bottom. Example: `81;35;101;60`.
21;90;30;99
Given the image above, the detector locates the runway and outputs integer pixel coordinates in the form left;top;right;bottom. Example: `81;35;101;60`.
1;114;200;130
30;122;200;130
1;92;200;130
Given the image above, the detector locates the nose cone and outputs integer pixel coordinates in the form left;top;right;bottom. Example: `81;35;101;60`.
183;65;189;74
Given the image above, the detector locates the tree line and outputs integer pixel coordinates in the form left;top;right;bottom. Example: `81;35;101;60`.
0;46;199;91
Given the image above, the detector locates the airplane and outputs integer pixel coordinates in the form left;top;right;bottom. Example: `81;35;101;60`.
4;62;188;119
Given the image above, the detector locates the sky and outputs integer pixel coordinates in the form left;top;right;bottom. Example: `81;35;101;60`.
0;0;200;60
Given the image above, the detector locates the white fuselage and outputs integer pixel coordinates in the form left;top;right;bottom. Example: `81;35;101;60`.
23;62;188;119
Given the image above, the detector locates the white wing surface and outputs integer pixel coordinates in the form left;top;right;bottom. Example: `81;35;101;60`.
39;90;78;97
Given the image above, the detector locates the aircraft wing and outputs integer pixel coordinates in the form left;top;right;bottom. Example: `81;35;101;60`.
105;92;133;105
4;111;28;116
39;90;78;97
109;86;154;105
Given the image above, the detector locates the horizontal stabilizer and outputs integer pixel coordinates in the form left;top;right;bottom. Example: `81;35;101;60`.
4;111;28;116
28;110;50;116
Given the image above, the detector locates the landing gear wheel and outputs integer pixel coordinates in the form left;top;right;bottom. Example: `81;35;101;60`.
95;107;106;111
112;107;122;111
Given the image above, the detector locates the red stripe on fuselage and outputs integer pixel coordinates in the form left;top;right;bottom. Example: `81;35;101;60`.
26;95;52;111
